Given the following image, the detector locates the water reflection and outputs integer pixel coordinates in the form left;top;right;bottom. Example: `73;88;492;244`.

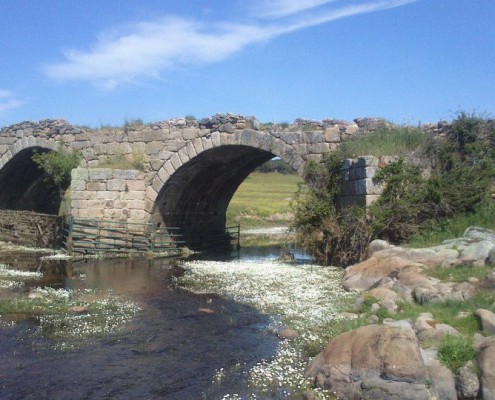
0;255;279;399
193;244;313;263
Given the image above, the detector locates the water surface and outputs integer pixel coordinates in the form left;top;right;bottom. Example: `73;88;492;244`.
0;255;280;399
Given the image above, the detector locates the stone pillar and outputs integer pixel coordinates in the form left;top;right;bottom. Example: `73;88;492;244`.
338;155;384;208
70;168;149;224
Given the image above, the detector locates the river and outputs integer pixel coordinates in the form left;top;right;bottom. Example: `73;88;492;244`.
0;244;312;399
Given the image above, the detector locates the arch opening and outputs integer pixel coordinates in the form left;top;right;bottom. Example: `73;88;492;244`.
0;147;63;214
155;145;275;250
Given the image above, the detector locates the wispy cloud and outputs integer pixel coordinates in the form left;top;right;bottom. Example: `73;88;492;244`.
253;0;338;19
43;0;417;89
0;90;23;114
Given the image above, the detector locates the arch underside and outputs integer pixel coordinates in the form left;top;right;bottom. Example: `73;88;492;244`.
0;147;62;214
156;145;275;250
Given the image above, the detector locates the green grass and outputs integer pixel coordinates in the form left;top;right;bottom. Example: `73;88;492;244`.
407;202;495;248
438;335;477;372
426;264;491;283
338;125;426;158
227;172;303;228
360;290;495;336
97;152;146;171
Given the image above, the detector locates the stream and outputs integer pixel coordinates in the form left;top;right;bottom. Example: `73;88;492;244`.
0;244;311;399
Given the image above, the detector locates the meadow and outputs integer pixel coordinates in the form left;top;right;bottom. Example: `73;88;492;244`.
226;172;302;228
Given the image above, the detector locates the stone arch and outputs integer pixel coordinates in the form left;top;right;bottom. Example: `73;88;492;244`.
148;131;302;249
0;145;62;214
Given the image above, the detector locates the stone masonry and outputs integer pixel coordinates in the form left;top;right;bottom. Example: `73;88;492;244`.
0;114;450;246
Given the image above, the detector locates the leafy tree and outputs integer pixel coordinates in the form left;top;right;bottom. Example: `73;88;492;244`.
32;146;82;214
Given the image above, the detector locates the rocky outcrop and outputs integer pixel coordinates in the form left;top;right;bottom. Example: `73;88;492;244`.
476;309;495;335
320;226;495;399
456;361;480;399
478;337;495;400
343;227;494;308
305;324;430;400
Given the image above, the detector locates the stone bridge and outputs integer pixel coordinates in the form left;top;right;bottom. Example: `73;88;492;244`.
0;113;393;248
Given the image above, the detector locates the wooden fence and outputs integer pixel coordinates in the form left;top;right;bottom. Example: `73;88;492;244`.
63;218;185;255
0;209;63;248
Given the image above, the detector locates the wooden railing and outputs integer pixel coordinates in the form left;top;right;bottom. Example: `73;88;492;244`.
63;218;184;255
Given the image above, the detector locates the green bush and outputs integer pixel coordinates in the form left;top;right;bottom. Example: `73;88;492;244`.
292;153;371;266
32;146;81;193
292;112;495;264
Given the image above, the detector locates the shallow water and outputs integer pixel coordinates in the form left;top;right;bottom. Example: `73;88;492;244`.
0;252;288;399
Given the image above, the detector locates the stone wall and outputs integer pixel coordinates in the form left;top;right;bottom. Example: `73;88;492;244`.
0;114;462;239
338;156;396;208
70;168;148;223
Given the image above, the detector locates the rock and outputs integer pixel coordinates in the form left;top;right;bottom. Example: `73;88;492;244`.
383;319;413;330
478;337;495;400
368;315;380;324
426;359;457;400
475;309;495;335
338;312;359;320
27;292;44;299
277;329;299;340
480;270;495;290
456;361;480;399
360;379;430;400
68;306;88;313
463;226;495;243
342;256;421;292
368;239;391;255
370;303;381;313
413;314;460;346
488;246;495;265
458;240;494;266
367;287;400;313
305;324;428;399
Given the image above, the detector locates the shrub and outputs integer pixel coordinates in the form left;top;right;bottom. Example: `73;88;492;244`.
32;146;82;195
292;112;495;264
292;153;371;266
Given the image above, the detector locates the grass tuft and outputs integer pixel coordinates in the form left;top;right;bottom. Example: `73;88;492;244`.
339;125;426;158
438;335;477;372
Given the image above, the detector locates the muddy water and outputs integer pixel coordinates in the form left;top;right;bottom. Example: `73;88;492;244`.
0;254;281;399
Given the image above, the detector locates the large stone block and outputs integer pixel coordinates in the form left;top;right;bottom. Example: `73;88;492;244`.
125;180;146;191
89;168;113;180
113;169;142;180
106;179;127;191
324;125;341;143
85;181;106;191
123;190;146;201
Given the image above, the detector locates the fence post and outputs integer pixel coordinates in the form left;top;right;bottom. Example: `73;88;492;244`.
238;224;241;250
66;216;74;255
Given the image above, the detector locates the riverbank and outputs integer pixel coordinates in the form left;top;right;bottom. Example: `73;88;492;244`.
177;226;495;399
177;259;356;398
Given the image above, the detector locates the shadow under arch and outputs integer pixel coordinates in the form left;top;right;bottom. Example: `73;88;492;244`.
155;145;276;250
0;147;62;214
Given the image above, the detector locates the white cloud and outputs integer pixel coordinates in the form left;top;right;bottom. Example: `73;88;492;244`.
253;0;338;19
0;90;23;114
43;0;417;89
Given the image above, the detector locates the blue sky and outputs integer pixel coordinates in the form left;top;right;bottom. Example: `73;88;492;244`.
1;0;494;128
